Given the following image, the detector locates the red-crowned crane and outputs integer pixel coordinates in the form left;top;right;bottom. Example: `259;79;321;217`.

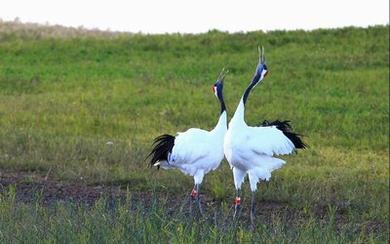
148;69;228;215
223;47;306;226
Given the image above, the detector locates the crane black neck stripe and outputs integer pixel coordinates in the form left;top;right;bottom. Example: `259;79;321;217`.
243;73;261;105
220;100;226;114
217;91;226;114
217;88;226;114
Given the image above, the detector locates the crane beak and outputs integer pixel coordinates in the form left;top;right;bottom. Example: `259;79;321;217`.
217;68;229;83
258;45;265;64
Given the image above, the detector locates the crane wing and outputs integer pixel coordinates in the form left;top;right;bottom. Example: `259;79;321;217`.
246;125;297;156
170;128;213;165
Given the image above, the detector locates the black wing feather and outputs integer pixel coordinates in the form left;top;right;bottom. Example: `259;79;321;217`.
261;120;307;149
147;134;175;167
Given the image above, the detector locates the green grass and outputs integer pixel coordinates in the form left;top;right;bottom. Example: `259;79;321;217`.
0;22;389;242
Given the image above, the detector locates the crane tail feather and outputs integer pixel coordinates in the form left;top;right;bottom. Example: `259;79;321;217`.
147;134;175;168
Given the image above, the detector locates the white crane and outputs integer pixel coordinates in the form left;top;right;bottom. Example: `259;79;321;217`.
224;47;306;225
148;69;228;215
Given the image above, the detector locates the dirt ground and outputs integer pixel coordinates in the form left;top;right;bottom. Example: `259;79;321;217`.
0;170;384;234
0;170;297;220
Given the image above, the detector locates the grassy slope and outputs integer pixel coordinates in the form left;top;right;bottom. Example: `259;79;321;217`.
0;22;389;241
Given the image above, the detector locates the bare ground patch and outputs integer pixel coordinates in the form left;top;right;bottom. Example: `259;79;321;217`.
0;170;386;234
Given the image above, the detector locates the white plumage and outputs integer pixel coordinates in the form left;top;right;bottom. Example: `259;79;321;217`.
163;114;227;185
223;47;305;224
224;100;296;192
149;69;228;214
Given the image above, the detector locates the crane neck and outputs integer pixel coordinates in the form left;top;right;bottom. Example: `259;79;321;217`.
216;86;226;115
230;72;261;126
230;98;246;126
242;72;261;105
219;98;226;115
212;110;227;135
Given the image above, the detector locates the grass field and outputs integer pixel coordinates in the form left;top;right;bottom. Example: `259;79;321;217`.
0;21;389;242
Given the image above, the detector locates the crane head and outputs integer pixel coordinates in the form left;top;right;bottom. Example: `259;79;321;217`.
255;46;269;82
212;68;228;99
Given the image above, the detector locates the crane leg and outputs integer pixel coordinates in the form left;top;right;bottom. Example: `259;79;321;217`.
189;185;197;216
250;191;256;229
233;189;241;220
196;184;204;216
